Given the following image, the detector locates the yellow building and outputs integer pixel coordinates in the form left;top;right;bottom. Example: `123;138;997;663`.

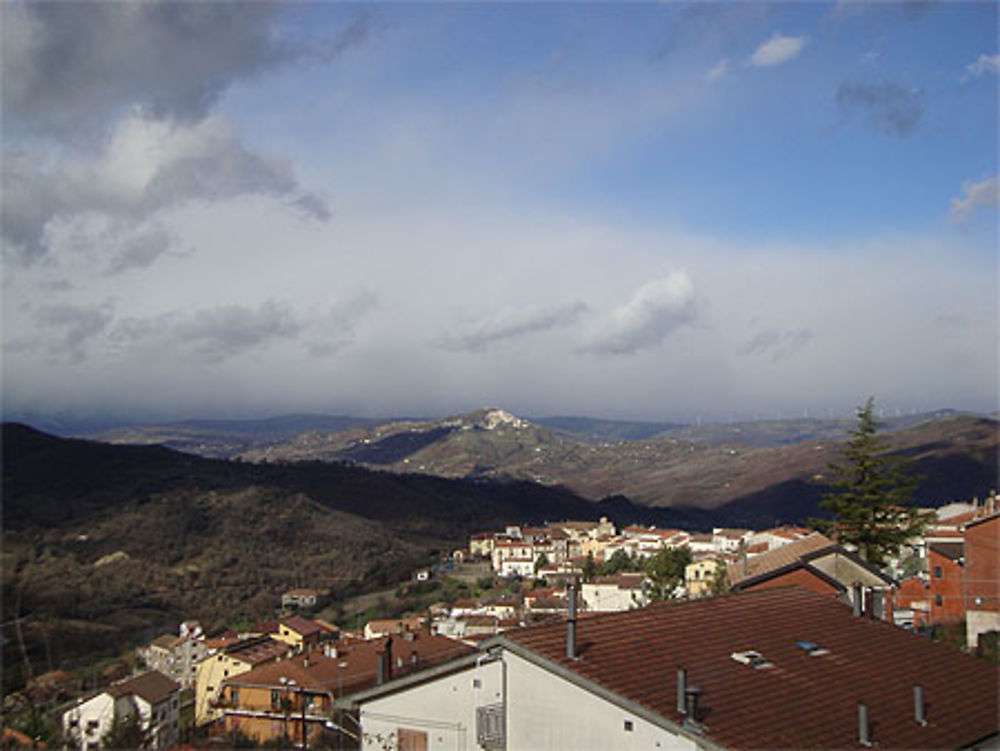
685;558;724;599
194;636;292;726
272;615;326;652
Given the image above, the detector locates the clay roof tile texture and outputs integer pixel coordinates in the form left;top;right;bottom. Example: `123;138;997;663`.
503;587;998;750
109;671;179;705
728;532;837;585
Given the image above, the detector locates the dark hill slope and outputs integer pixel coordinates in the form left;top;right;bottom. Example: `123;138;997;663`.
1;423;656;539
3;423;673;690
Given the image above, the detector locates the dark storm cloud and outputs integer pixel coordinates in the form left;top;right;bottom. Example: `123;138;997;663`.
2;115;330;263
107;297;376;363
174;301;302;358
110;300;302;362
1;1;353;262
436;302;588;353
739;328;814;363
105;227;177;277
305;289;378;358
835;81;925;137
33;301;115;361
3;2;332;134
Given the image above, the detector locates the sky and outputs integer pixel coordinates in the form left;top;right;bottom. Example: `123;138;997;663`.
1;1;998;424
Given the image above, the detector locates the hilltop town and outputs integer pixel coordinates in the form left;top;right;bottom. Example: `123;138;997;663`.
12;492;996;750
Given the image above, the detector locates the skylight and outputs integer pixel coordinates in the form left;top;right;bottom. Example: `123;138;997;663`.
730;650;772;669
794;640;830;656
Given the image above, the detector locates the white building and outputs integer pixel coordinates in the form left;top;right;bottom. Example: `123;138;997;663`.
499;555;535;578
63;671;180;750
711;528;752;554
138;621;207;689
582;573;650;612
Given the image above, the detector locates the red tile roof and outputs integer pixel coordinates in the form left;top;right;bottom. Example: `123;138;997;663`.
225;636;293;666
280;615;322;637
225;632;474;696
728;532;836;585
590;573;647;590
503;587;998;750
108;670;179;705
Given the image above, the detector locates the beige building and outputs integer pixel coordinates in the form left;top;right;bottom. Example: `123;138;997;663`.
194;636;292;726
684;558;723;599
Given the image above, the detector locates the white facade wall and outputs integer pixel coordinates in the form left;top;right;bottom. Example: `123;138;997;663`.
491;544;533;572
132;694;179;749
360;660;503;751
505;651;695;751
64;692;116;751
499;557;535;578
967;610;1000;649
62;691;178;751
359;652;697;751
581;583;646;612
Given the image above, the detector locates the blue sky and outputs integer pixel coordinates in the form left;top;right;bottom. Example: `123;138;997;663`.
2;1;997;423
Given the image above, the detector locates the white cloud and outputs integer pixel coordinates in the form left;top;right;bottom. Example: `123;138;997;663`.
949;176;999;224
963;53;1000;80
583;272;698;355
705;58;730;83
748;33;806;67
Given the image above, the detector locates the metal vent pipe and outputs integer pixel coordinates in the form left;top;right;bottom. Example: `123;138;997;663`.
676;669;687;715
914;685;927;726
859;703;871;746
566;584;577;660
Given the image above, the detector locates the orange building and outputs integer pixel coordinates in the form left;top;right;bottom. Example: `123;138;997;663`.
218;631;474;745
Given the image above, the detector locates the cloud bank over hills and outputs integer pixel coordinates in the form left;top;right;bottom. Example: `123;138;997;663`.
2;2;997;423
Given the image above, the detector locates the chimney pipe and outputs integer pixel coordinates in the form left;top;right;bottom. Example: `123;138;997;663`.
385;636;393;681
858;703;871;746
676;669;687;715
376;650;385;685
852;585;863;617
684;686;701;722
914;685;927;726
567;584;577;660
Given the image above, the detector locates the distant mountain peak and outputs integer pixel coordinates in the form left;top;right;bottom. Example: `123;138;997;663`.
478;407;528;430
441;407;529;431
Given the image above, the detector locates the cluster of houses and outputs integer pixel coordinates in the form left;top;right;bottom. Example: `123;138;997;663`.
56;495;998;750
464;495;999;650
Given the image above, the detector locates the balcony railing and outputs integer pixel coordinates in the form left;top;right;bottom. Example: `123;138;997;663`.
476;703;505;750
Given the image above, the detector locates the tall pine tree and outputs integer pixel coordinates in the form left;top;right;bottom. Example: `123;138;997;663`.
817;397;929;566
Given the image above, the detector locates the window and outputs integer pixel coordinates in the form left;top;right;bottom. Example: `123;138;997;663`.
230;690;240;706
398;727;428;751
935;594;943;606
472;679;482;688
624;720;634;732
933;566;943;578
